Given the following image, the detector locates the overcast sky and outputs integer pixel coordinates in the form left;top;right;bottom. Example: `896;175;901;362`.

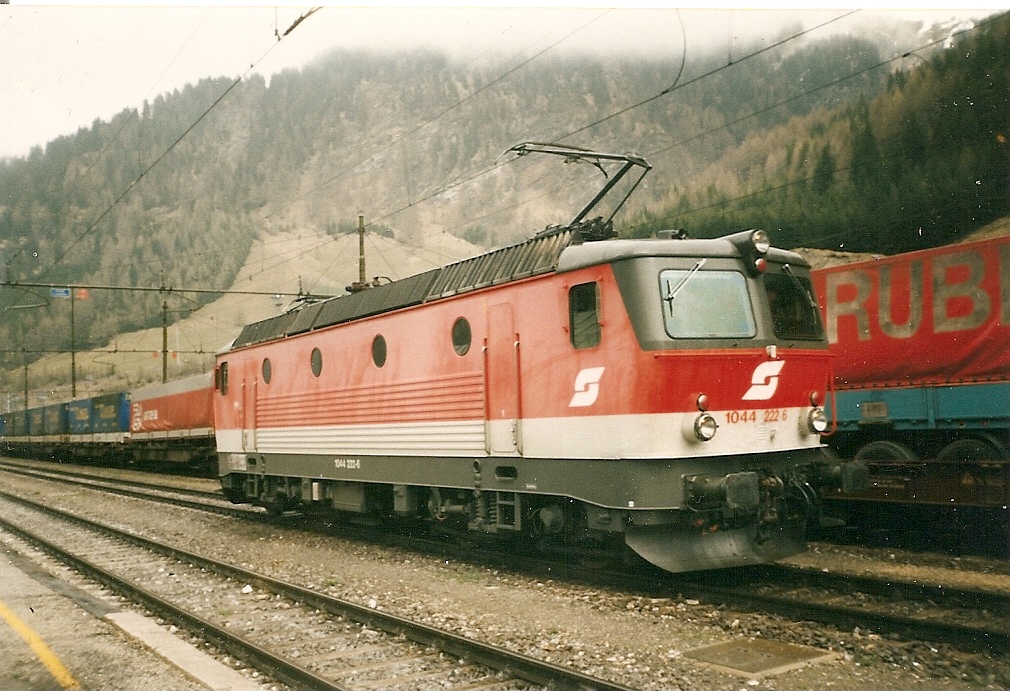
0;2;1003;159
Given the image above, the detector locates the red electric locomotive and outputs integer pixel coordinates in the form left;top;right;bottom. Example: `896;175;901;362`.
214;144;862;572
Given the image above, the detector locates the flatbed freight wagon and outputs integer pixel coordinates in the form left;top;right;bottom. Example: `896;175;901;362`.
811;235;1008;540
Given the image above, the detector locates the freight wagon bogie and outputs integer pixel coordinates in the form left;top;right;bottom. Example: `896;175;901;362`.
822;429;1008;523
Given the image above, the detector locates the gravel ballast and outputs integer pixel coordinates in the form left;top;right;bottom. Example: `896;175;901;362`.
3;471;1007;691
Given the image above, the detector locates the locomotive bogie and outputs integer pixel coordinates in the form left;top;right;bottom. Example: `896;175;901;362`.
219;454;817;572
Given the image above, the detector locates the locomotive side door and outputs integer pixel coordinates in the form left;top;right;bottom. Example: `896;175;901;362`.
241;370;257;453
486;303;522;455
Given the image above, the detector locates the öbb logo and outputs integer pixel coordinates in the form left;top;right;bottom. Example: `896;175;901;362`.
569;367;605;407
743;361;785;401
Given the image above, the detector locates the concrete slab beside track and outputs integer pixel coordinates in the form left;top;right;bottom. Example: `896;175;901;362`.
0;542;260;690
683;638;838;679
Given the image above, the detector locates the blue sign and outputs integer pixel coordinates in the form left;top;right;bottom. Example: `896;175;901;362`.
50;288;71;298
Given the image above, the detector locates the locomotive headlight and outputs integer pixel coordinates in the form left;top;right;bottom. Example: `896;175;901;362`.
750;229;770;255
693;412;719;442
806;406;828;434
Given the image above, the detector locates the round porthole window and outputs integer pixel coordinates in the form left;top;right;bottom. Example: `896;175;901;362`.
310;347;323;377
452;317;472;356
262;358;272;384
372;335;387;367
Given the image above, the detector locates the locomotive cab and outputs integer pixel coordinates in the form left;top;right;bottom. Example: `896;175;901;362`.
547;227;861;570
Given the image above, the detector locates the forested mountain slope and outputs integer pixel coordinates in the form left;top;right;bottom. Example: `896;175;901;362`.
636;12;1008;254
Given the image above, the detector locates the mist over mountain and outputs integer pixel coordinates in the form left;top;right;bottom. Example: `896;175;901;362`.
0;12;1006;379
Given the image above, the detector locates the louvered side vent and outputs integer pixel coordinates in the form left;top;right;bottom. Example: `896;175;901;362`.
227;220;612;350
426;227;577;300
233;311;299;348
312;269;440;331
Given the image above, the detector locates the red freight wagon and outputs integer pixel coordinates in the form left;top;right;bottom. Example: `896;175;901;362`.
810;235;1008;543
128;372;216;467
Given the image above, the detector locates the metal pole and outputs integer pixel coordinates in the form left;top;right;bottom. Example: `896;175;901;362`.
162;300;168;383
358;212;366;285
71;288;76;397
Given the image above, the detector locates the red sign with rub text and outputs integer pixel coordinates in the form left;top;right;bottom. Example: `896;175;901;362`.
811;235;1010;389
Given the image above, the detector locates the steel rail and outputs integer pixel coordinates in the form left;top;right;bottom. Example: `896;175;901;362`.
10;462;1003;655
421;539;1010;654
0;490;634;691
671;578;1008;654
0;506;345;690
0;460;220;499
751;563;1010;612
0;463;249;517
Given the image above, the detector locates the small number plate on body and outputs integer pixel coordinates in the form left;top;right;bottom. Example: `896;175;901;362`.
860;401;888;419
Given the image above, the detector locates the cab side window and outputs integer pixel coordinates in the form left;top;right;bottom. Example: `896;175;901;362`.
216;362;229;395
569;282;601;349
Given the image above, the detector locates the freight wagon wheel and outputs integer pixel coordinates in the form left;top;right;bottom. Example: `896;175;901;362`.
854;440;919;462
937;436;1007;464
852;440;923;545
935;437;1007;554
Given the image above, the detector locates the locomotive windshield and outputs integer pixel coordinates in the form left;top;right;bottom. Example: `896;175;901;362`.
661;269;756;339
765;271;824;340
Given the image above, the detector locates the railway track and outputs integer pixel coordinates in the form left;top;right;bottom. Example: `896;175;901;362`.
0;459;243;515
466;545;1009;654
673;566;1008;654
0;490;633;691
3;460;1007;656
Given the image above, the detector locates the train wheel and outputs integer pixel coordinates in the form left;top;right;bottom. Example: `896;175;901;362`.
937;436;1007;463
223;486;246;504
854;439;919;461
850;440;920;544
266;491;289;516
936;436;1007;556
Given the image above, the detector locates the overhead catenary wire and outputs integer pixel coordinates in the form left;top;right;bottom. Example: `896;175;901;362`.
264;8;612;222
440;13;1000;244
379;11;859;242
553;10;860;144
33;9;860;293
27;8;900;298
74;9;215;188
116;9;613;293
6;10;996;381
35;8;322;281
626;14;1005;234
359;10;862;242
13;11;992;334
29;9;968;296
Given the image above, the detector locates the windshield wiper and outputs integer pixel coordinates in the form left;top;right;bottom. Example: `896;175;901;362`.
782;264;818;309
664;258;706;315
